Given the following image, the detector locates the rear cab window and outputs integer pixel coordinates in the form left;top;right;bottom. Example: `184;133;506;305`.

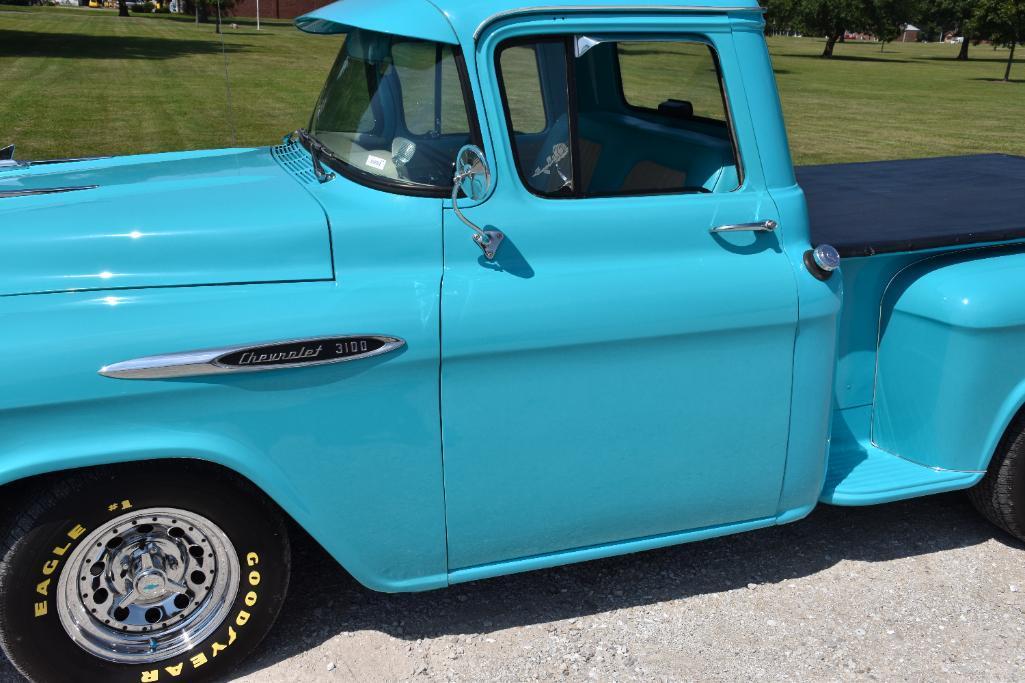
495;35;742;199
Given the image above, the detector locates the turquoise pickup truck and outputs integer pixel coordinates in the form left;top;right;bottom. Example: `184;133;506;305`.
2;0;1025;680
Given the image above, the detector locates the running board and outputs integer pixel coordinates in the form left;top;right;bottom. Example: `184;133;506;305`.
822;407;982;506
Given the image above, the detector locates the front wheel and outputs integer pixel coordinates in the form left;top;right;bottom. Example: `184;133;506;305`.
0;464;290;683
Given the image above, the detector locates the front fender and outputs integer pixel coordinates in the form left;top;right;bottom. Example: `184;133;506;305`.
873;245;1025;472
0;278;448;594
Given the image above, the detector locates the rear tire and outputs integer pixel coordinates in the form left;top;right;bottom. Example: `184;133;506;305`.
969;413;1025;542
0;463;290;683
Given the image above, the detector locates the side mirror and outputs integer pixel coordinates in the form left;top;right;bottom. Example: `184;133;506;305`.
452;145;503;260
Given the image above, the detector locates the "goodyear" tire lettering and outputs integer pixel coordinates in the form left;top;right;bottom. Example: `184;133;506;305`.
139;551;260;681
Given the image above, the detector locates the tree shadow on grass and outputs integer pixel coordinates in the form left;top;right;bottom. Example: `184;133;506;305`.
917;55;1022;64
971;77;1025;84
0;29;251;60
778;52;911;64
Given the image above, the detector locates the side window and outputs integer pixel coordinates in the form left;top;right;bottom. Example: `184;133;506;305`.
617;42;728;123
497;40;574;197
495;36;740;198
499;46;547;134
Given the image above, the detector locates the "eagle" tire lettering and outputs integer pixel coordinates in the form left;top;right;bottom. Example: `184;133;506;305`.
32;523;87;618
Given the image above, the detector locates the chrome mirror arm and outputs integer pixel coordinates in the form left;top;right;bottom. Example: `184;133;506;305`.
451;146;504;260
452;179;504;260
451;171;488;242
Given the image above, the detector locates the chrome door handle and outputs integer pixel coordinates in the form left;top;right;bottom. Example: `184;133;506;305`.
710;220;778;234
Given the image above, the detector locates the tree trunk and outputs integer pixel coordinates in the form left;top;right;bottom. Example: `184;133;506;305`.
117;0;129;17
822;33;841;58
1007;42;1017;82
957;36;970;60
215;1;221;33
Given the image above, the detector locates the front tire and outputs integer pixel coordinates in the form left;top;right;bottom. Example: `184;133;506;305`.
0;464;290;683
969;413;1025;542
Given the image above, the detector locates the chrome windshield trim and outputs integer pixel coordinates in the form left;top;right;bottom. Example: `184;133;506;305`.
100;335;406;380
474;4;766;39
0;185;99;199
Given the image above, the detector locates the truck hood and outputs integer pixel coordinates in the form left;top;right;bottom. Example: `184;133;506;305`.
0;148;333;296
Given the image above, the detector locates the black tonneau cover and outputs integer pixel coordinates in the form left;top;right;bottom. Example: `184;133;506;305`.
798;154;1025;258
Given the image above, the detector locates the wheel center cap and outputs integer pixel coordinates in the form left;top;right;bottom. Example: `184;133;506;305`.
136;569;167;601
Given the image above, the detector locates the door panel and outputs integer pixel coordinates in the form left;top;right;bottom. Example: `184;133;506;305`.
440;27;799;571
441;192;798;569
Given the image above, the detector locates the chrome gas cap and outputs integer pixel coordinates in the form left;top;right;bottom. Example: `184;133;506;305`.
812;244;841;272
805;244;841;280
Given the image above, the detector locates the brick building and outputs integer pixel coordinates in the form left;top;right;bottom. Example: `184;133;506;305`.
232;0;331;19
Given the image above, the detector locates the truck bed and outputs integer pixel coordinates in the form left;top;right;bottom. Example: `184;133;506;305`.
799;154;1025;257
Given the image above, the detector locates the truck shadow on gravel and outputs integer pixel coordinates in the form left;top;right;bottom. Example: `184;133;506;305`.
0;493;1014;682
237;492;1020;677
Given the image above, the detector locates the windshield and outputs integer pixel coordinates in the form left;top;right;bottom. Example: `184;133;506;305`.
309;29;477;193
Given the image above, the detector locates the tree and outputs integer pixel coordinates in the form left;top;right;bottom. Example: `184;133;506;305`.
921;0;979;59
182;0;233;28
763;0;800;34
867;0;918;51
974;0;1025;80
117;0;129;17
781;0;873;56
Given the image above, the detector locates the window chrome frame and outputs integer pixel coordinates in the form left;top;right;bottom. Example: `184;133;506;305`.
493;31;746;201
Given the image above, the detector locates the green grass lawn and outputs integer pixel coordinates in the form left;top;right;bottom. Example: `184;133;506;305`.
0;5;1022;164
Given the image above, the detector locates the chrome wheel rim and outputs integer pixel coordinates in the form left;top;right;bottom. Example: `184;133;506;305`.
56;507;239;664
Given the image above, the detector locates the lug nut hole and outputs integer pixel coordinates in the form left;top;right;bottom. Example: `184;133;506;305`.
144;607;162;624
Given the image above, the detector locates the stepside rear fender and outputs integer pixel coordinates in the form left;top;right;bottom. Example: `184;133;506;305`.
873;245;1025;473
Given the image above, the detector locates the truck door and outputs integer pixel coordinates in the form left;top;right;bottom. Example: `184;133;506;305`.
441;27;799;571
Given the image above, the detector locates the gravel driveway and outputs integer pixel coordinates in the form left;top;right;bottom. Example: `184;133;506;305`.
3;492;1024;681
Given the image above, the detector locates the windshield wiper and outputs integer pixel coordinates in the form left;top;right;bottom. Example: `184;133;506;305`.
285;129;336;184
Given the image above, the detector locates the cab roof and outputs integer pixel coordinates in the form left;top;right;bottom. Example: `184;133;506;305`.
295;0;763;44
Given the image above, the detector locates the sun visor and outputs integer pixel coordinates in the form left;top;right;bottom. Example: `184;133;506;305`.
295;0;458;44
